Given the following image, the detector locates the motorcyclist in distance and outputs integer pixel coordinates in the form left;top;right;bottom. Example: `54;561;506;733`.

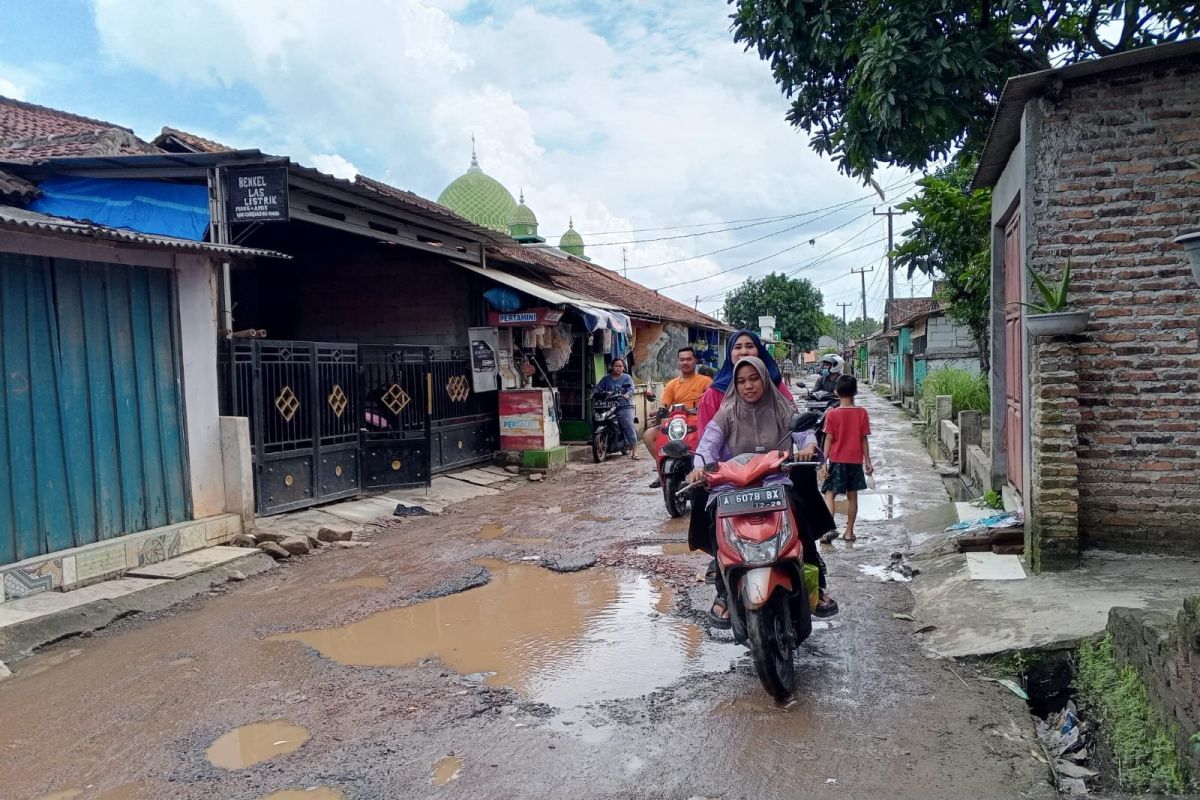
812;354;844;395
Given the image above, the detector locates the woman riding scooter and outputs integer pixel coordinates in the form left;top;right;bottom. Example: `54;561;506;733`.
696;357;835;623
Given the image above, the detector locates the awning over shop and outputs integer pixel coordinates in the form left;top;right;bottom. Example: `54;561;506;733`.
454;260;576;306
454;260;632;333
572;304;632;334
28;176;210;240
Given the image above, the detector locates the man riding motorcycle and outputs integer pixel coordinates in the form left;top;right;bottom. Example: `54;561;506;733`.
644;346;712;488
812;353;845;395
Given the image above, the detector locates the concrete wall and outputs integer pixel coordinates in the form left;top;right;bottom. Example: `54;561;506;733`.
1108;599;1200;780
1026;56;1200;553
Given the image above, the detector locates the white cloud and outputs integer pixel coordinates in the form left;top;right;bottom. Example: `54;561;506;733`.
87;0;921;318
0;75;26;100
307;153;359;179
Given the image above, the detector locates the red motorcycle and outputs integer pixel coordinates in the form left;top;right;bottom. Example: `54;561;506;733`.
654;402;700;517
680;412;821;700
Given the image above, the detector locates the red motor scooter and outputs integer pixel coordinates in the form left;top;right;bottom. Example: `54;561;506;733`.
679;411;822;701
654;402;700;518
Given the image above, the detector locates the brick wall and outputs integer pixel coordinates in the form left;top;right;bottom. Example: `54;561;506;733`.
1108;599;1200;779
1029;55;1200;554
1028;340;1081;570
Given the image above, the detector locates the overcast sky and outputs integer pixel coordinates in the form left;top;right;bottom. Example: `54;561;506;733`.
1;0;933;320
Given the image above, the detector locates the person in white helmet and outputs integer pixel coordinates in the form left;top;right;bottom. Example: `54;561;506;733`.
813;353;844;395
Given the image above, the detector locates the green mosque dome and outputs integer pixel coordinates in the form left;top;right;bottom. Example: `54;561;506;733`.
508;192;538;228
559;217;585;258
437;149;517;233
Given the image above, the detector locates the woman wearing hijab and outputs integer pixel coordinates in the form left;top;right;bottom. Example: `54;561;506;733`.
695;330;793;434
686;357;835;628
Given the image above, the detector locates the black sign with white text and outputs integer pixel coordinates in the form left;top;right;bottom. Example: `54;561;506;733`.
226;167;289;223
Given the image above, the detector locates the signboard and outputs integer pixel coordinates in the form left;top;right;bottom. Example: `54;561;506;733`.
487;307;565;328
226;166;289;223
468;326;499;393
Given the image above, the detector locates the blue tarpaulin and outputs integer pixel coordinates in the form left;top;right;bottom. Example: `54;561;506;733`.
29;177;210;241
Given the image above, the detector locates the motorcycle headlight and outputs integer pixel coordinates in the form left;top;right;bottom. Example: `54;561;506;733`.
667;418;687;441
723;515;792;566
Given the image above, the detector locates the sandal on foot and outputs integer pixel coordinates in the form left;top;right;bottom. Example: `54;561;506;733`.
819;531;839;544
708;598;732;629
814;594;839;618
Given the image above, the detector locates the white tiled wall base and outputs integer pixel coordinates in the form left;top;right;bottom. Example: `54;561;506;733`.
0;513;244;604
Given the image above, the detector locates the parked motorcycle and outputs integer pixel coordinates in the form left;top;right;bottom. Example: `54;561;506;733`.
590;389;626;463
679;411;822;701
653;402;699;517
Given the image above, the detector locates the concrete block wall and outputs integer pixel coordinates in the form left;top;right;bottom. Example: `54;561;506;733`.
1028;339;1081;571
1029;55;1200;554
1108;600;1200;780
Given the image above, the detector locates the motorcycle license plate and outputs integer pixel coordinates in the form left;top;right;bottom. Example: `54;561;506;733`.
717;486;786;513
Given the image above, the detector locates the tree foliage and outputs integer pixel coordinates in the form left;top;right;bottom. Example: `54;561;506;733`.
824;313;881;344
729;0;1199;177
893;153;992;372
723;272;827;351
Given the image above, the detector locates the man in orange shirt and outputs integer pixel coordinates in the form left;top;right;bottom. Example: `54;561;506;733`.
644;347;712;487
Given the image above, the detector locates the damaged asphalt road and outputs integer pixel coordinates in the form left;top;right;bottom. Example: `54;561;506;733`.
0;392;1053;800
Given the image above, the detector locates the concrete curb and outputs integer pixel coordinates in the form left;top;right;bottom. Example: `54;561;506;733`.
0;550;276;664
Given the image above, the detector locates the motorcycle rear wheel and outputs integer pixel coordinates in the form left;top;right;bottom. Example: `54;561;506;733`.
663;473;688;518
592;432;608;463
746;592;796;702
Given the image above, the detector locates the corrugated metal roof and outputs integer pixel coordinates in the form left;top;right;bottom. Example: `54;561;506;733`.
451;260;578;306
973;38;1200;190
0;206;288;258
0;168;36;200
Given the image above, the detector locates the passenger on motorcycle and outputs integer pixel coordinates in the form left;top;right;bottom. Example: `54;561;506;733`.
813;353;844;395
687;357;830;628
644;346;712;487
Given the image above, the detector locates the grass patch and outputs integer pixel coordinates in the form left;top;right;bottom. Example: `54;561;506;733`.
918;368;989;444
979;649;1047;678
1075;635;1187;794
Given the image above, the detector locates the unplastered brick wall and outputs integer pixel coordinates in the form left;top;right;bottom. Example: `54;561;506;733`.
1108;599;1200;779
1028;340;1081;570
1029;55;1200;554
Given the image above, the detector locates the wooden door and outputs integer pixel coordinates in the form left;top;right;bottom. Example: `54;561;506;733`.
1003;213;1024;492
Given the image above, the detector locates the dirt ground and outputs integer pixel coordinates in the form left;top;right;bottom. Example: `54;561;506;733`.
0;390;1054;800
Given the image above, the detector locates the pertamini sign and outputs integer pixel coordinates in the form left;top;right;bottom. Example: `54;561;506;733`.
226;167;289;223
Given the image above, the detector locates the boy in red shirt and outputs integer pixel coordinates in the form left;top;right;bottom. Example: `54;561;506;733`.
820;374;874;541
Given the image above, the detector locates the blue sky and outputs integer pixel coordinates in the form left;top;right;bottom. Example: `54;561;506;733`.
1;0;932;318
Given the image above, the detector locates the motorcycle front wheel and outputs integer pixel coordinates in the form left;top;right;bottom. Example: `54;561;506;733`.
746;592;796;702
663;472;688;518
592;431;608;463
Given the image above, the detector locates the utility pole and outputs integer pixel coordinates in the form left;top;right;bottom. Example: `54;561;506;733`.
837;302;852;349
694;294;699;310
873;206;906;324
621;247;628;278
850;265;873;337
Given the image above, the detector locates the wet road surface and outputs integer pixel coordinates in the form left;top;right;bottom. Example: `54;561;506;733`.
0;389;1049;800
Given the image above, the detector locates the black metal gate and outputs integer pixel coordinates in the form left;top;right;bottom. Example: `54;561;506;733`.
430;346;498;472
225;340;361;515
359;344;430;490
223;339;498;516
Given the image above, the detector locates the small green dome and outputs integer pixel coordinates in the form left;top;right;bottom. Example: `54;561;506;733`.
559;217;585;257
437;150;517;233
508;191;538;228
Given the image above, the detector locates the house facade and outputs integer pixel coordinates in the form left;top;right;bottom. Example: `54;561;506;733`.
909;307;982;396
973;40;1200;566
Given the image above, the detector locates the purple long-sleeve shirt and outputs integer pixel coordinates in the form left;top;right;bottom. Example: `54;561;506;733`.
693;424;818;497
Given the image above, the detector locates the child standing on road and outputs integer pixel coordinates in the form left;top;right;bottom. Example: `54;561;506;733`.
820;374;873;541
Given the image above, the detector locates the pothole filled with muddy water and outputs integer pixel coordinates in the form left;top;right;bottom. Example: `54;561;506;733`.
270;559;740;707
205;721;311;770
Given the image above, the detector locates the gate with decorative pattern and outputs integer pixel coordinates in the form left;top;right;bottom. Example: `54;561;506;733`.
224;339;496;516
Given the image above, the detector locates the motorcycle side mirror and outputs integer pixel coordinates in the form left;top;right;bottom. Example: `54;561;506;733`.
790;412;821;432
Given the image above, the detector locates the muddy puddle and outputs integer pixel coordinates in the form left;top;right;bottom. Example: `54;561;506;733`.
257;789;344;800
432;755;463;785
834;492;895;521
205;721;311;769
476;522;505;540
271;559;740;707
634;542;693;556
328;575;387;590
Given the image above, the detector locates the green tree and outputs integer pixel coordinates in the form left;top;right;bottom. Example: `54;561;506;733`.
893;153;992;372
723;273;826;351
729;0;1198;178
824;314;881;345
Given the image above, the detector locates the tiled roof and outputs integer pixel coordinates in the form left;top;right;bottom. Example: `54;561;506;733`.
152;126;234;154
885;297;937;328
489;243;728;330
0;168;36;200
0;95;161;159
